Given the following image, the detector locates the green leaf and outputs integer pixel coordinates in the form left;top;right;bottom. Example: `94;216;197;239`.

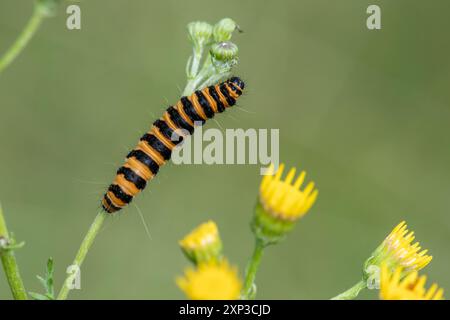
31;258;55;300
46;258;54;297
29;292;51;300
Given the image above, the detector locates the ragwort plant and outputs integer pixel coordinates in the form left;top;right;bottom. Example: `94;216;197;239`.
0;0;444;300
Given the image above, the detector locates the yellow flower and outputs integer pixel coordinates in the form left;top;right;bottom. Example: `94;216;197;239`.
259;163;318;221
179;221;219;250
364;221;432;281
177;260;242;300
384;221;432;271
380;264;444;300
252;163;318;244
380;221;431;270
179;221;222;264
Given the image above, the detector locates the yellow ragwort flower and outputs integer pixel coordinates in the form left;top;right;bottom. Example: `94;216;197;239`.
252;163;318;244
382;221;432;271
179;221;220;251
380;264;444;300
177;260;242;300
364;221;432;281
179;221;222;264
259;163;318;221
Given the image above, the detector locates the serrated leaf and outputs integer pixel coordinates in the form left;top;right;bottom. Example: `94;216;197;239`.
33;257;55;300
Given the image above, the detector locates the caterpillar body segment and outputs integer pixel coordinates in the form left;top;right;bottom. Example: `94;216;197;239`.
101;77;245;213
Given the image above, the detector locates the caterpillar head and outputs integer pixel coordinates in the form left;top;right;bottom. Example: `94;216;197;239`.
228;76;245;91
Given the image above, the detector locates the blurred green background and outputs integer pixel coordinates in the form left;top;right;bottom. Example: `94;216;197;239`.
1;0;449;299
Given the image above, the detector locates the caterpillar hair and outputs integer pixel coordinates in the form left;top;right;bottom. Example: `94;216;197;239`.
101;76;245;213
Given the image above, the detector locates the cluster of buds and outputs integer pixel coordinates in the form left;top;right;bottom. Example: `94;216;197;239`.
184;18;241;94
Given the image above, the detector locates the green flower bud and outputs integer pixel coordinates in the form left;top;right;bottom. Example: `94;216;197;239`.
210;42;238;73
187;21;213;48
213;18;238;42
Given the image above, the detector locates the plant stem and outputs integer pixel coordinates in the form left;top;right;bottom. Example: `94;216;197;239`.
0;204;27;300
0;4;46;74
242;239;265;299
188;46;203;79
57;211;107;300
183;65;211;96
331;280;367;300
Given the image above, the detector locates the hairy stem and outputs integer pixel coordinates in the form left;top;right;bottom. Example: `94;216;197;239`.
331;280;367;300
0;4;45;74
187;46;203;79
183;64;214;96
57;211;107;300
242;239;265;299
0;204;27;300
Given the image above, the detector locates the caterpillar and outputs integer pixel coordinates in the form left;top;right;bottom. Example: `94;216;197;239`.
101;76;245;213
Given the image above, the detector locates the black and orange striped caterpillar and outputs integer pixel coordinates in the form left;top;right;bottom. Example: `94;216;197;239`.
101;76;245;213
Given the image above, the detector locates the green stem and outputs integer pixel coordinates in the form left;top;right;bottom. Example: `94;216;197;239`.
0;204;27;300
187;46;203;79
183;47;222;96
57;211;108;300
331;280;367;300
0;4;45;74
242;239;265;299
183;63;214;96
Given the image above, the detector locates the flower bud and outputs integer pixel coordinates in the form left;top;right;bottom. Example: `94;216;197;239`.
213;18;238;42
187;21;213;48
210;42;238;73
179;221;223;264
